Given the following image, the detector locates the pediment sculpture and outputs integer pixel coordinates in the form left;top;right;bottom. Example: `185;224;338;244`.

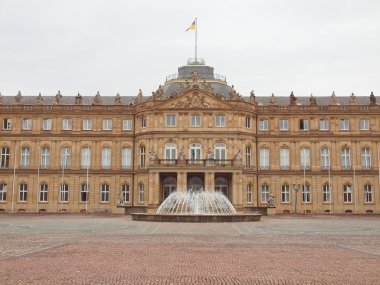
169;92;216;109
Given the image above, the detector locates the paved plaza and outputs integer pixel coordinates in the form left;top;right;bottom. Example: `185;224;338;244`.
0;214;379;285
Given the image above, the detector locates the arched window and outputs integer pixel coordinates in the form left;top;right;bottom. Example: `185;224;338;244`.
189;143;202;160
0;147;10;168
141;115;146;128
139;183;144;203
139;146;145;168
81;183;89;202
121;184;130;203
341;148;351;170
39;183;48;202
20;147;30;168
260;148;269;170
163;177;177;199
300;147;310;170
19;183;28;202
41;147;51;169
245;146;252;167
322;183;331;203
60;183;69;202
101;183;110;202
215;177;228;197
0;183;7;202
361;148;371;170
281;184;290;203
121;147;132;169
81;147;91;169
261;184;270;203
320;147;330;170
215;143;226;161
102;147;111;169
364;184;372;203
165;143;177;161
247;184;253;203
343;184;352;203
280;148;289;170
61;147;71;169
302;184;311;203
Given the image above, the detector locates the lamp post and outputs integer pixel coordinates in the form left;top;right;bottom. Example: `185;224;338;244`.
292;183;301;215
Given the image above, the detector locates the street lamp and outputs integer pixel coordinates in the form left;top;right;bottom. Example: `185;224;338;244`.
292;183;302;215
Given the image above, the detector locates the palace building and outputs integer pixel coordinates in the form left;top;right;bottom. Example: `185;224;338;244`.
0;59;379;214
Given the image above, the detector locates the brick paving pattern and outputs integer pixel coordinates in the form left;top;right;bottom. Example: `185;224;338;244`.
0;214;379;284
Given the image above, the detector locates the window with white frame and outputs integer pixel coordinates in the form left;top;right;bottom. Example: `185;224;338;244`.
320;147;330;170
343;184;352;203
62;119;72;130
279;119;288;131
300;147;310;170
364;184;373;203
102;119;112;130
83;119;92;130
139;146;145;168
122;119;132;130
122;147;132;169
165;143;177;161
40;147;51;169
359;119;369;131
215;115;225;127
81;183;89;202
0;147;10;168
259;119;268;131
61;147;71;169
22;118;32;130
81;147;91;169
361;148;371;170
261;184;269;203
190;115;201;127
20;147;30;168
247;184;253;203
281;184;290;203
139;183;144;203
260;148;269;170
340;119;349;131
42;119;52;131
121;184;130;203
141;116;146;128
299;119;309;131
102;147;111;169
19;183;27;202
101;184;109;202
3;118;12;130
245;116;251;128
189;143;202;160
280;148;289;170
319;119;329;131
166;114;176;127
322;184;331;203
341;148;351;169
60;183;69;202
245;146;252;167
39;183;48;202
302;184;311;203
215;143;226;161
0;183;7;202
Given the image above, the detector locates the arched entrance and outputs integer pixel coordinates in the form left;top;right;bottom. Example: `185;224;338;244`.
163;177;177;200
215;176;228;197
188;176;204;191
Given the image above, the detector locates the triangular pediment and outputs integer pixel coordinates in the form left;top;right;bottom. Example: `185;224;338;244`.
155;87;235;110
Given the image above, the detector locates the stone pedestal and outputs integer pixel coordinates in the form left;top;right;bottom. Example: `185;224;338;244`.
267;207;276;215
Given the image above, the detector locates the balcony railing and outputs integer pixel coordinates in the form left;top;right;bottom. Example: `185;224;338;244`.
153;159;241;167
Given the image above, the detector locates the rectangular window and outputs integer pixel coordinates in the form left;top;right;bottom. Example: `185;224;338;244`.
279;119;288;131
0;147;10;168
259;119;268;131
300;148;310;170
260;148;269;170
364;185;373;203
40;147;51;169
321;148;330;170
122;184;130;203
60;184;69;202
123;119;133;130
81;147;91;169
215;115;225;127
141;116;146;128
0;183;7;202
139;146;145;168
343;185;352;203
139;184;144;203
3;118;12;130
20;147;30;168
101;184;109;202
19;184;27;202
281;185;290;203
23;118;32;130
62;119;72;130
245;116;251;128
341;148;351;170
166;114;176;127
102;119;112;130
81;183;89;202
39;184;48;202
190;115;201;127
280;148;289;170
42;119;52;130
360;119;369;131
61;147;71;169
299;119;309;131
340;119;349;131
245;146;252;167
319;119;329;131
83;119;92;130
261;185;269;203
323;184;331;203
122;147;132;169
361;148;371;170
247;184;253;203
102;147;111;169
302;184;311;203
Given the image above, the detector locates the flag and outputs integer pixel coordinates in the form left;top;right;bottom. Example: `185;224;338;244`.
185;20;196;32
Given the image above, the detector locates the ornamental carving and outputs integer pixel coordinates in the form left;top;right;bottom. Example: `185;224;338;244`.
170;92;215;109
152;85;164;100
135;89;143;104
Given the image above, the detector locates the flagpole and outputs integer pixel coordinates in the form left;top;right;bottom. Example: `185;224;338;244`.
86;146;89;213
353;144;357;214
195;18;198;62
328;149;332;214
378;144;380;204
11;142;17;213
37;145;41;213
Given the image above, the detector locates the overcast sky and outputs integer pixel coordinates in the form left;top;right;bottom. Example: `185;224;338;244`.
0;0;379;98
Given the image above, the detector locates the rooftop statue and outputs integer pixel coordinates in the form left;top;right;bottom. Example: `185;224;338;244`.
309;94;317;105
191;70;199;82
331;91;338;104
135;89;143;104
75;92;82;105
94;91;102;104
349;92;356;104
249;90;256;104
269;93;277;105
289;91;297;105
370;91;376;105
36;92;43;104
56;90;63;104
115;93;122;105
15;91;22;104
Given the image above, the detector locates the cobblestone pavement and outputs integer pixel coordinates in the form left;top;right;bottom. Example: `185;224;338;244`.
0;214;379;284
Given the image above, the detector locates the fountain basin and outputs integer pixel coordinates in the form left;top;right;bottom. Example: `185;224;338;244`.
131;213;261;223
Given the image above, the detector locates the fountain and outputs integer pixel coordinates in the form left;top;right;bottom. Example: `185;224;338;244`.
132;188;261;222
